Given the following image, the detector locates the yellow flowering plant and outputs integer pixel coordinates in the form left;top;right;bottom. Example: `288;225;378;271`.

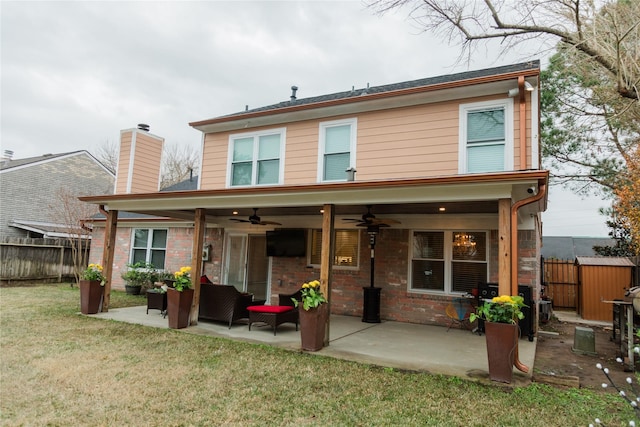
82;263;105;285
173;266;192;291
470;294;527;324
293;279;327;311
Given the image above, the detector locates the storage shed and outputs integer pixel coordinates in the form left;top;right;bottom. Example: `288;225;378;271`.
576;257;636;321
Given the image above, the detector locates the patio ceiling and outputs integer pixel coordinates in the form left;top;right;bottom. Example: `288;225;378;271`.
79;171;548;224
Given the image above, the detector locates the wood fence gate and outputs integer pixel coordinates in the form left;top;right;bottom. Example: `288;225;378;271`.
542;257;578;310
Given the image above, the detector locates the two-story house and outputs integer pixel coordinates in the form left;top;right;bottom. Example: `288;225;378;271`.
81;60;548;331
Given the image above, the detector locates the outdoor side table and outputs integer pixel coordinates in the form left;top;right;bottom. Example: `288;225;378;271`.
147;291;167;317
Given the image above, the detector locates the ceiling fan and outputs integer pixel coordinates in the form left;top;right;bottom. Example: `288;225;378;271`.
229;208;281;226
343;205;401;228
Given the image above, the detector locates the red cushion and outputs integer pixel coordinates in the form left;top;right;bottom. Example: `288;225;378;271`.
247;305;294;314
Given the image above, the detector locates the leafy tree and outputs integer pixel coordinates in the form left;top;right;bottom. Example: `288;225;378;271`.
541;49;639;194
593;207;636;256
369;0;639;100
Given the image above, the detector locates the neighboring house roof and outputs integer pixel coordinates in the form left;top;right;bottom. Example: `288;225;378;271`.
541;236;615;260
0;150;113;175
161;176;199;192
8;220;90;239
575;256;635;267
190;60;540;131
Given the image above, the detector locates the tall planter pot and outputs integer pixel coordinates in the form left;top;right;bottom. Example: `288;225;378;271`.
484;321;519;383
79;280;103;315
167;288;194;329
298;304;328;351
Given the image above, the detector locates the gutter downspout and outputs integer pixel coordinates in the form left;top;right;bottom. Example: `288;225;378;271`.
510;181;547;374
518;76;527;170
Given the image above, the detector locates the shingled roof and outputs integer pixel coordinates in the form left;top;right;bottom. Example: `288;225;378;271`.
202;60;540;122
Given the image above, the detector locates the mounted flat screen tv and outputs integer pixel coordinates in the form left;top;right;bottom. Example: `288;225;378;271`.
266;229;306;257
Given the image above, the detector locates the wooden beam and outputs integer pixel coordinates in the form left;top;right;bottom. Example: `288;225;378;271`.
100;209;118;312
189;208;206;325
320;204;335;346
498;199;511;295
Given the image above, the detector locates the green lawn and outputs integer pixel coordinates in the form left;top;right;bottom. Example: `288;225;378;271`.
0;285;634;426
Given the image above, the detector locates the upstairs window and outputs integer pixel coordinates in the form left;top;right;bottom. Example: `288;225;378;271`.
228;129;284;187
459;100;513;173
131;228;167;269
309;229;359;268
318;118;356;182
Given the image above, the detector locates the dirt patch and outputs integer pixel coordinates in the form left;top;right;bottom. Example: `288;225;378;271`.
533;315;637;392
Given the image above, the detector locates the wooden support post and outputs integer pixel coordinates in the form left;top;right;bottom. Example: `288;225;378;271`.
189;208;206;326
320;204;335;346
101;209;118;312
498;199;511;296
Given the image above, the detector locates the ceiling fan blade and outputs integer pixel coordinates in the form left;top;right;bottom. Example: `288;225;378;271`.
370;217;401;225
229;218;251;223
259;220;282;226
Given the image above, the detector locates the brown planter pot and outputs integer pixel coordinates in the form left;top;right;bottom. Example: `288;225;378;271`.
484;321;518;383
167;288;194;329
79;280;103;315
298;304;328;351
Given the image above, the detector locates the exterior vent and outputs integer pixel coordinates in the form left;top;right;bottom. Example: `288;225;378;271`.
290;86;298;102
137;123;150;132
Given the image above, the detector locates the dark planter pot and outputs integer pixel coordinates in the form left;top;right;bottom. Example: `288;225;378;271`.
298;304;328;351
484;321;519;383
125;284;142;295
80;280;103;314
167;288;194;329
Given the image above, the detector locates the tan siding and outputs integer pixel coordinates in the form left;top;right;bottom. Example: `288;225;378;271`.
197;93;535;189
129;133;163;193
200;133;229;189
115;131;133;194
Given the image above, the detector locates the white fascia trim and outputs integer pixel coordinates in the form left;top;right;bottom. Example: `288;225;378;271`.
126;130;137;193
530;88;539;169
0;151;113;176
197;132;205;190
156;137;165;192
458;99;514;174
317;117;358;183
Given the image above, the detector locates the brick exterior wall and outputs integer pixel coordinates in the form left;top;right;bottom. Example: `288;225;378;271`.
91;223;540;327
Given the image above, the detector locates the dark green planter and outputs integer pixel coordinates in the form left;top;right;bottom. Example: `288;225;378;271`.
125;284;142;295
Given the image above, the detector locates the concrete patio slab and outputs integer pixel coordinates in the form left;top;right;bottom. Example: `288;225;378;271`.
90;305;536;386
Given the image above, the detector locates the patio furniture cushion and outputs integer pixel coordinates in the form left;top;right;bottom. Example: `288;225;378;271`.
248;305;293;314
248;305;298;335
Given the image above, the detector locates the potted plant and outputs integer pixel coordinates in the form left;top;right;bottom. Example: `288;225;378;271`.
121;261;158;295
166;266;194;329
292;279;328;351
79;263;105;314
471;295;527;383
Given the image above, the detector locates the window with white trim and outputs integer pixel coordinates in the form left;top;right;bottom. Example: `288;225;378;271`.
309;229;359;267
228;129;285;187
459;100;513;173
131;229;167;269
318;118;356;182
410;230;487;294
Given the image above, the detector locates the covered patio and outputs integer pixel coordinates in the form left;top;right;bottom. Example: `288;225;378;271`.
90;306;536;386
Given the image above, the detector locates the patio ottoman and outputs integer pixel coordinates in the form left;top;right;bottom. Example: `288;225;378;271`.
247;305;298;336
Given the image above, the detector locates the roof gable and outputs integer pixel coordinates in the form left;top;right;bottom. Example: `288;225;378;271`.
0;150;114;176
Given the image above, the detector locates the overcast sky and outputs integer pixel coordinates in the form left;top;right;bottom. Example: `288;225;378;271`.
1;1;610;237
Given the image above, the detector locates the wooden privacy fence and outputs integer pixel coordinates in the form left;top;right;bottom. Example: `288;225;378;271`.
0;237;86;284
542;258;578;309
